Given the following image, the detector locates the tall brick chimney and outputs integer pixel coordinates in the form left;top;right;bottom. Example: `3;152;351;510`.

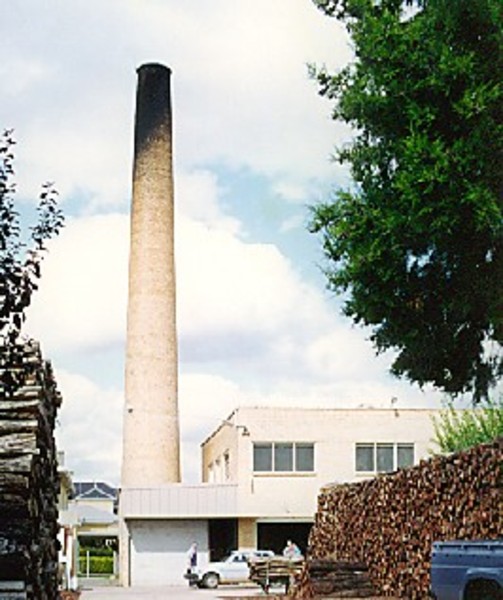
121;63;180;486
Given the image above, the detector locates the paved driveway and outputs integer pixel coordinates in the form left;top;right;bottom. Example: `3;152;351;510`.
80;583;270;600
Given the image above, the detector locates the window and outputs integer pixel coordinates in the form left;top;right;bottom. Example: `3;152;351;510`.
376;443;394;472
232;554;246;563
355;444;374;472
397;443;414;469
253;443;272;472
274;443;293;471
223;451;230;481
355;443;415;473
296;443;314;471
253;442;314;473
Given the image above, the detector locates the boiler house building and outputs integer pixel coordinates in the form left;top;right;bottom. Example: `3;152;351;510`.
119;405;440;585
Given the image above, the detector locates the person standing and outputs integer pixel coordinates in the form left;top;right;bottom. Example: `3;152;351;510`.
186;542;198;586
282;540;302;559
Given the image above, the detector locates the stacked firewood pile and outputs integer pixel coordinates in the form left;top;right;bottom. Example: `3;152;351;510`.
304;439;501;599
311;560;375;597
249;556;304;592
0;341;62;599
289;562;315;599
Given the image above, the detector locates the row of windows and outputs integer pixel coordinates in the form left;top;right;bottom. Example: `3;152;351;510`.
208;451;230;483
253;443;314;473
355;443;414;473
251;442;415;474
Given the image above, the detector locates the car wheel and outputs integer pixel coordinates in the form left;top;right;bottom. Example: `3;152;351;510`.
202;572;219;589
465;580;502;600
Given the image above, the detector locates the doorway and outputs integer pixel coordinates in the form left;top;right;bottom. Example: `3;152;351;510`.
257;522;312;556
208;518;238;561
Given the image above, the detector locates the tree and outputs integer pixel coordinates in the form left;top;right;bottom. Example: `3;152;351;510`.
0;129;64;394
431;397;503;453
309;0;503;401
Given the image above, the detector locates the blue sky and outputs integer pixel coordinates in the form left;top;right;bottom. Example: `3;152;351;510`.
2;0;447;484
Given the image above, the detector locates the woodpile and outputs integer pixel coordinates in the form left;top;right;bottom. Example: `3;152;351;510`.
0;341;62;600
309;560;375;597
289;561;315;599
305;439;501;599
289;559;376;598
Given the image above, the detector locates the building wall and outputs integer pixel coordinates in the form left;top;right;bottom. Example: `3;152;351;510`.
237;518;257;548
73;497;115;515
77;522;118;537
202;407;440;519
202;423;238;483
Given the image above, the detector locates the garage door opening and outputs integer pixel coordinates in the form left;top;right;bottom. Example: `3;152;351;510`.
129;519;208;586
208;518;238;561
257;522;312;556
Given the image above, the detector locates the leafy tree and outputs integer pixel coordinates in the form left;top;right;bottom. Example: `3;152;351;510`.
432;397;503;453
309;0;503;401
0;129;64;394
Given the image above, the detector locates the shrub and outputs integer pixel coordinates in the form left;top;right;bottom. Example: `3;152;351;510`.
78;555;113;575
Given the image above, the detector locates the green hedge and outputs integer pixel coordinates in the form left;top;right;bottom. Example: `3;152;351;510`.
79;555;113;575
79;546;113;557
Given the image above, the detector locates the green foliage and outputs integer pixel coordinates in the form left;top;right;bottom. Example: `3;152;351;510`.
432;397;503;453
310;0;503;401
78;535;116;553
78;555;114;575
0;129;64;343
79;546;113;557
0;129;64;395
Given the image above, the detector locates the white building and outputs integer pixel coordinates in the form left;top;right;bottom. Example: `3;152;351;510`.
57;452;78;591
119;406;440;586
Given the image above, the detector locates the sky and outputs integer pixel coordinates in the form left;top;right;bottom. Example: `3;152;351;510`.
1;0;450;485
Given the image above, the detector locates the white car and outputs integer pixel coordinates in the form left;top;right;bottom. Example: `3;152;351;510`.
188;549;274;589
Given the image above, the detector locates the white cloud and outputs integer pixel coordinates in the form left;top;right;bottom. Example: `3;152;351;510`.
274;181;310;203
1;0;352;212
20;120;132;211
158;0;352;188
27;207;329;356
55;369;123;485
305;328;388;381
26;213;129;353
176;215;329;343
176;169;240;234
0;58;53;96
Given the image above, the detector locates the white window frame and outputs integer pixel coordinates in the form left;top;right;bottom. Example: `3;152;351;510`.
355;442;415;474
253;442;315;473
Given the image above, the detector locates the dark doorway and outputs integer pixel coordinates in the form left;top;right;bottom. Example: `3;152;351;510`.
208;518;238;561
257;522;312;556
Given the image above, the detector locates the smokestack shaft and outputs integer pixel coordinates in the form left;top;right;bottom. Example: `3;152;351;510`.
121;63;180;486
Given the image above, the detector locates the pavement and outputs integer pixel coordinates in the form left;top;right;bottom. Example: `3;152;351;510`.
77;582;392;600
79;582;277;600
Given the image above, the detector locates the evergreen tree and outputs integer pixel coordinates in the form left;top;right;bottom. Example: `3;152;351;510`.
310;0;503;400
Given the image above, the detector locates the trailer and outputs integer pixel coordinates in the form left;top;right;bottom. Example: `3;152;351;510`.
248;556;304;593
